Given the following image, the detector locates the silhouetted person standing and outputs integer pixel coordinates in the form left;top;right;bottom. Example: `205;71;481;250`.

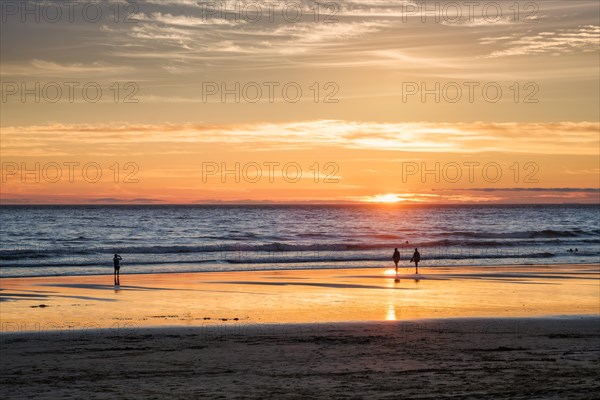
410;248;421;274
113;253;122;285
392;248;401;274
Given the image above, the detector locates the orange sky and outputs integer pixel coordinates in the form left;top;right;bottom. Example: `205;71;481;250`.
1;1;599;204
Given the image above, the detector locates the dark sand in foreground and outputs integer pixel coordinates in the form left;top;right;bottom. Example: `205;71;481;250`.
2;318;599;399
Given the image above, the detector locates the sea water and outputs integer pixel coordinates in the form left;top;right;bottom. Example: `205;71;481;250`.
1;204;598;277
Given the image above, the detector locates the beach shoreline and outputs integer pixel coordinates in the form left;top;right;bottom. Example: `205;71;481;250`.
2;261;599;280
2;263;599;398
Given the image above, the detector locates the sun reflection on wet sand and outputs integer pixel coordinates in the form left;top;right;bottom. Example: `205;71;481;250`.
385;304;397;321
0;264;598;331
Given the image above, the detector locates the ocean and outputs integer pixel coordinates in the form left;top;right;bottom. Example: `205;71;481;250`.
0;204;598;277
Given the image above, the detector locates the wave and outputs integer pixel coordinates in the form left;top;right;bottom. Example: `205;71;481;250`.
436;229;595;239
1;237;596;260
5;248;600;271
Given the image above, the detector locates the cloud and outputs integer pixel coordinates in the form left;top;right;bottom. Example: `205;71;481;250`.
143;12;242;27
352;192;507;203
122;15;390;57
1;120;598;156
89;197;165;203
0;195;166;204
485;25;600;57
2;0;598;85
433;188;600;193
442;17;518;27
0;60;136;79
428;188;600;203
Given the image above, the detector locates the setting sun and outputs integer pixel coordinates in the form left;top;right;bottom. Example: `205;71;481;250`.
367;194;404;203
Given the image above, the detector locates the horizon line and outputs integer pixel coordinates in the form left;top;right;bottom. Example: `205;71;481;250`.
1;202;598;206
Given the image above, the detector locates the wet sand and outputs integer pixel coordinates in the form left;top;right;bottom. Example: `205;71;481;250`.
1;264;599;329
1;264;599;398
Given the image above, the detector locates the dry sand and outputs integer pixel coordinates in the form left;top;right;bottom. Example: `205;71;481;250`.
1;264;599;399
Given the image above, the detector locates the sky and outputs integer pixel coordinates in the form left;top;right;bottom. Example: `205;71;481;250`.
1;0;599;204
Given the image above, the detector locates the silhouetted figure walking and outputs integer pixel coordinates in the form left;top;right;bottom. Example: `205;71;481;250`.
113;253;122;285
392;248;401;274
410;248;421;274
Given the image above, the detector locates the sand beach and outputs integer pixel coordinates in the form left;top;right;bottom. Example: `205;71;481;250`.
1;264;599;399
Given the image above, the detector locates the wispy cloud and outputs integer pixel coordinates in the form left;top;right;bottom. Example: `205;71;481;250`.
2;121;598;156
485;25;600;57
2;0;598;85
0;60;136;78
433;188;600;193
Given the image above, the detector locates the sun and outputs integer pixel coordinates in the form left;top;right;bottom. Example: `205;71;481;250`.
367;194;403;203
